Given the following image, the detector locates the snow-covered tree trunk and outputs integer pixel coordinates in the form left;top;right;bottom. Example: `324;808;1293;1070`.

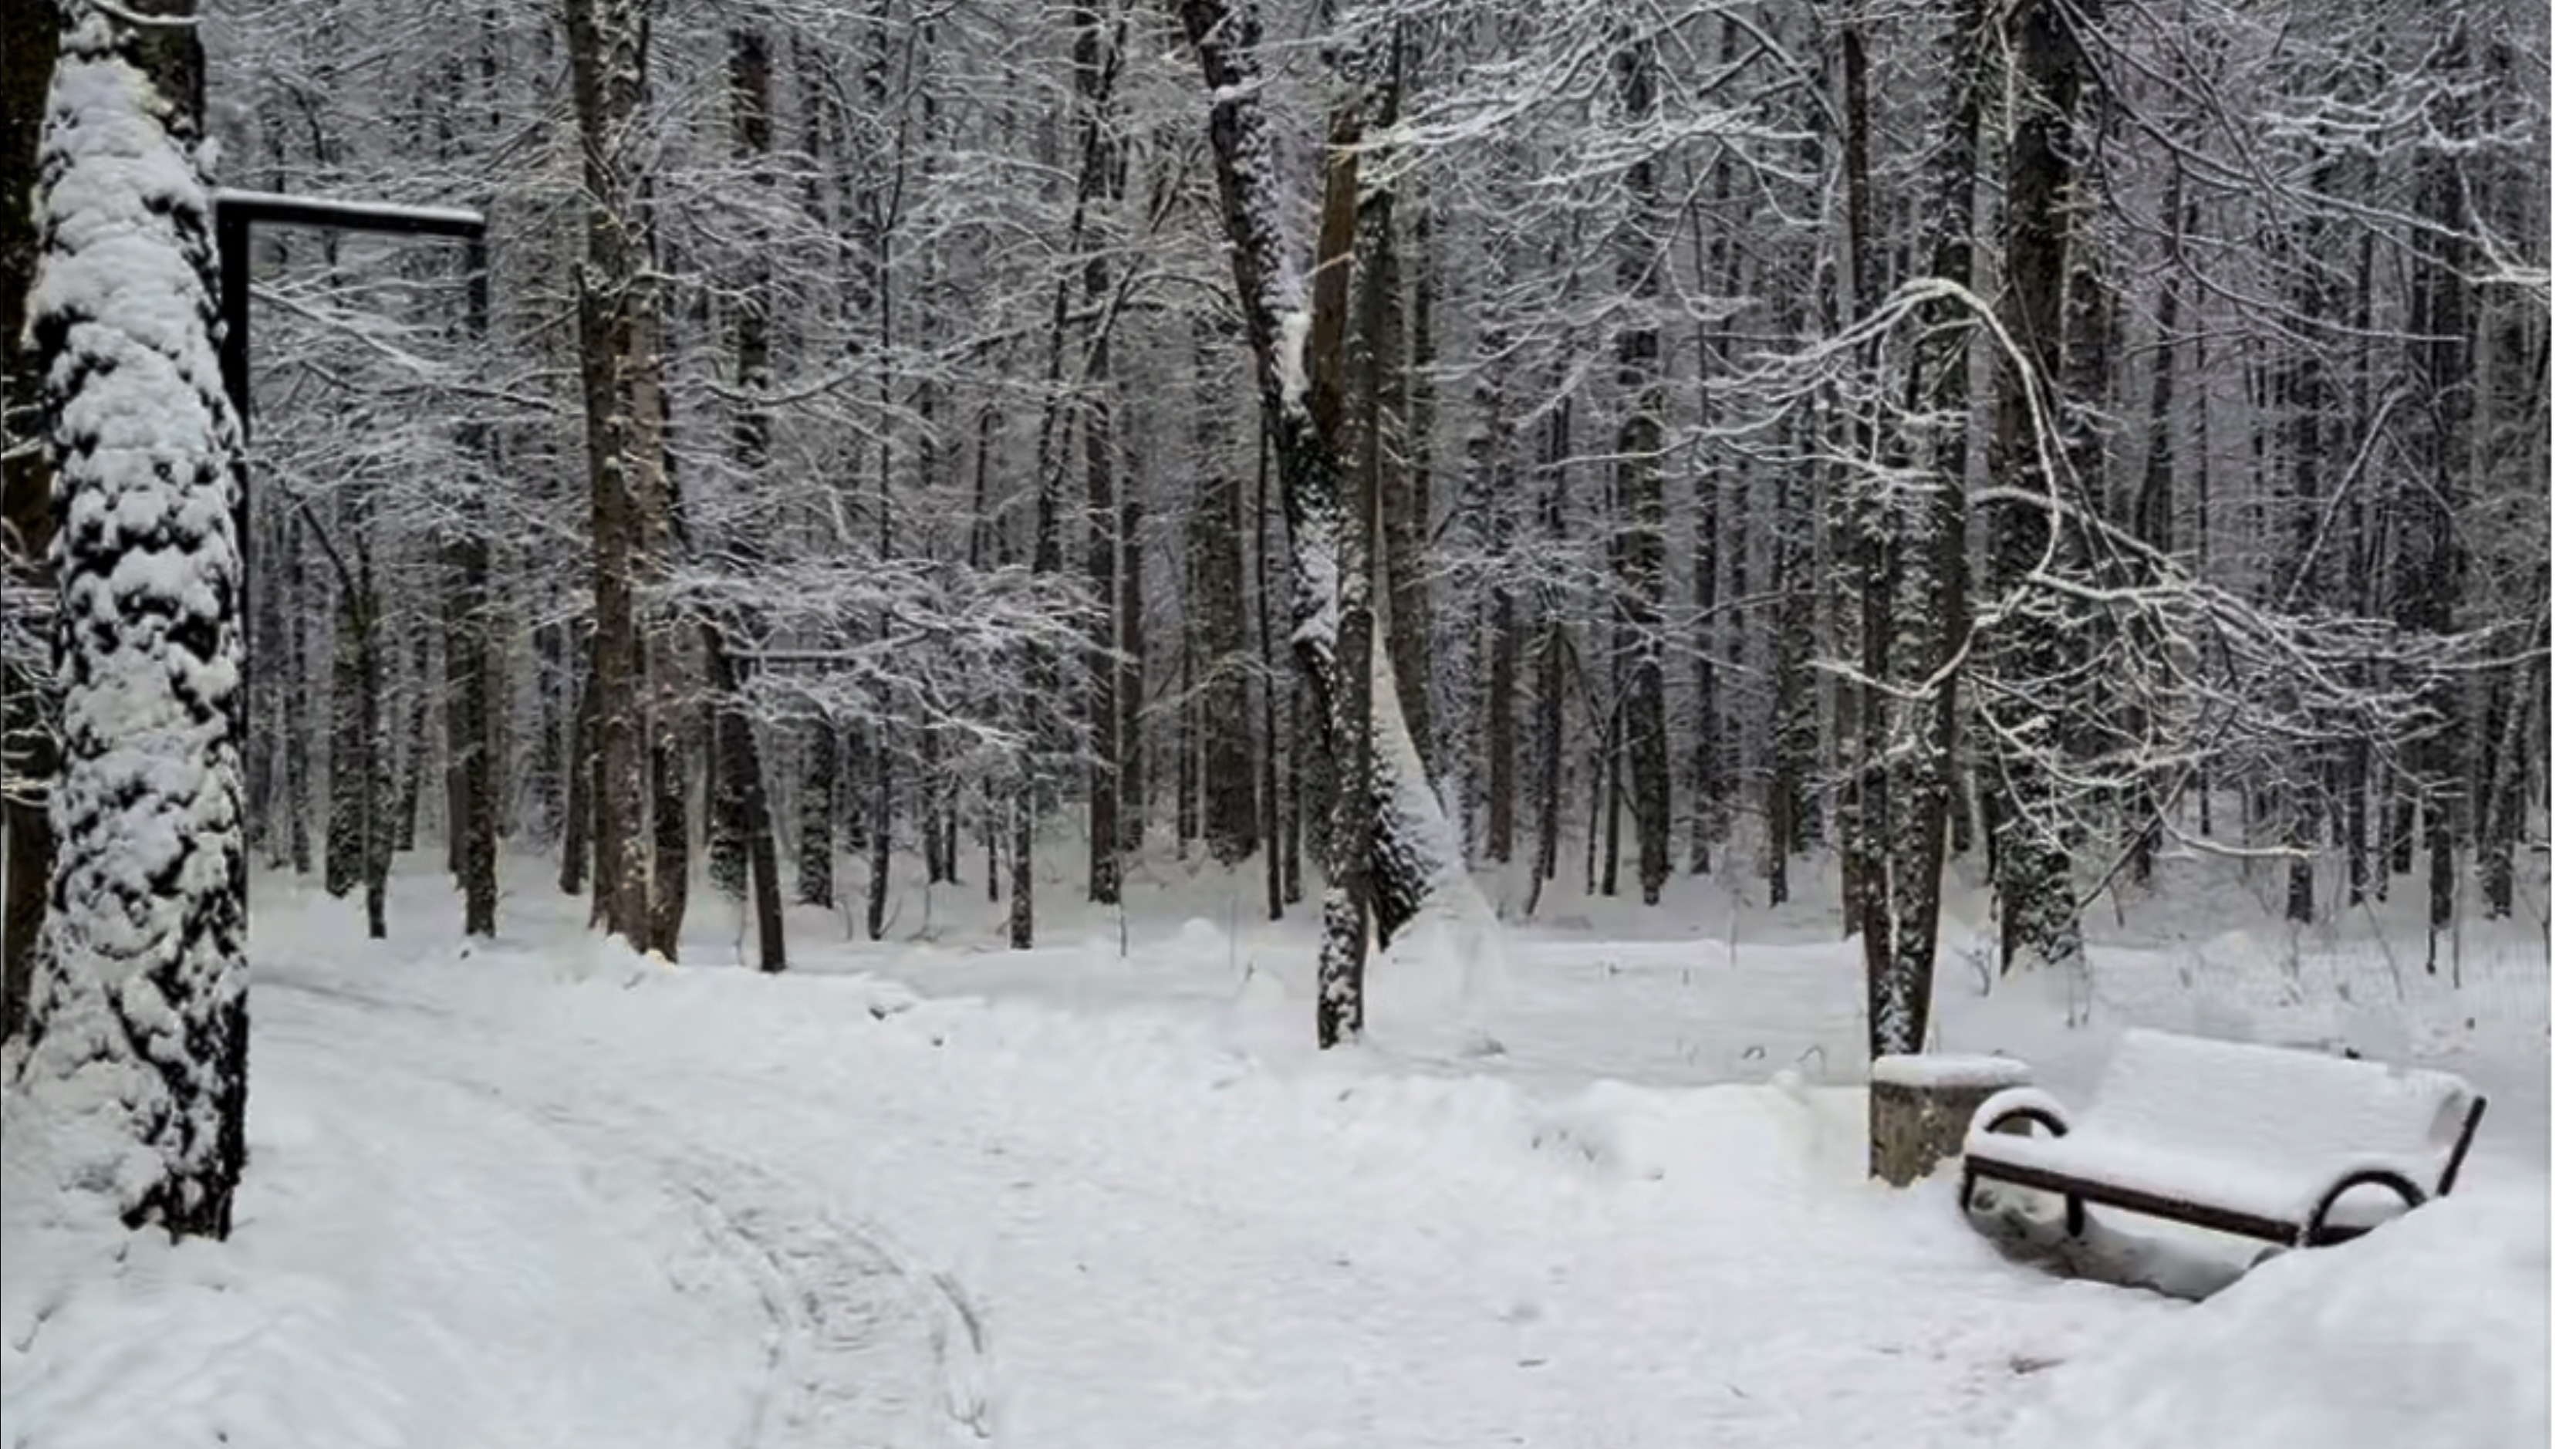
1173;0;1466;946
0;0;61;1043
18;0;250;1238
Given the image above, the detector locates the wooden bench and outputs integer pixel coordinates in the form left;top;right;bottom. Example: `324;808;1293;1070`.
1959;1028;2486;1248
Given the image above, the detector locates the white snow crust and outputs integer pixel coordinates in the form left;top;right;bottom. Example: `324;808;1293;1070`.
1872;1053;2033;1089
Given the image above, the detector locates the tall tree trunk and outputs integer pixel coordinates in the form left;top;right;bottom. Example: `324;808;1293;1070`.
1476;328;1518;867
281;528;313;876
0;0;60;1042
1255;427;1288;920
566;0;658;951
1876;0;1982;1058
1834;9;1895;1028
797;721;836;907
2131;162;2183;887
2402;19;2472;970
20;0;250;1238
1401;187;1438;783
1077;0;1123;906
444;243;499;938
1764;445;1818;908
1190;325;1261;865
1119;412;1146;856
1318;23;1400;1045
1524;399;1572;916
1986;0;2089;973
560;631;596;896
1610;27;1671;907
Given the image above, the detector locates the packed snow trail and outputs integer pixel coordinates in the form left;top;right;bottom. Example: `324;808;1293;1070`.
226;920;2165;1447
256;967;991;1449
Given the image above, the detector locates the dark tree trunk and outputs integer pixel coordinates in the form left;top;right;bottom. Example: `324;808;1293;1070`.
532;616;567;846
1119;425;1146;856
1470;246;1518;868
2401;19;2472;970
281;529;313;876
1610;29;1671;907
0;0;60;1042
444;245;499;938
1190;323;1261;865
1877;0;1980;1059
1318;27;1399;1046
797;721;836;908
1393;184;1437;782
1077;0;1123;907
2132;164;2184;888
1765;447;1818;909
566;0;658;951
1254;427;1288;920
559;633;596;896
1524;400;1572;917
1985;0;2089;973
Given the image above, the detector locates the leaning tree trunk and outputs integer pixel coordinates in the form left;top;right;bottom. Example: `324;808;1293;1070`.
19;0;251;1239
1175;0;1464;946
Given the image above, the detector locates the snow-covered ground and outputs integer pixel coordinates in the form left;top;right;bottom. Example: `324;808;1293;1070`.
3;843;2550;1447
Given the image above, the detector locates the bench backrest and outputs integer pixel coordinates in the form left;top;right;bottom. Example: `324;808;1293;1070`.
2084;1028;2476;1178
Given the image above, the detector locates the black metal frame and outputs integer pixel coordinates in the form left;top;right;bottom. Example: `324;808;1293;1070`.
213;190;487;437
208;190;484;920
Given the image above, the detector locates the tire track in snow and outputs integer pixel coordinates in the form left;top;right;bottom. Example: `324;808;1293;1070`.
260;969;994;1449
668;1160;993;1449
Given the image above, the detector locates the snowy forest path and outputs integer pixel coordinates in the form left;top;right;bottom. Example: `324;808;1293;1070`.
258;959;992;1449
245;905;2179;1449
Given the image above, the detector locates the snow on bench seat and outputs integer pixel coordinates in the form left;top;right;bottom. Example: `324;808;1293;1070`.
1961;1029;2483;1245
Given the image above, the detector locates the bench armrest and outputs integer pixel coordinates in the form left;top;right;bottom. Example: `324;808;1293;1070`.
1968;1086;2074;1140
